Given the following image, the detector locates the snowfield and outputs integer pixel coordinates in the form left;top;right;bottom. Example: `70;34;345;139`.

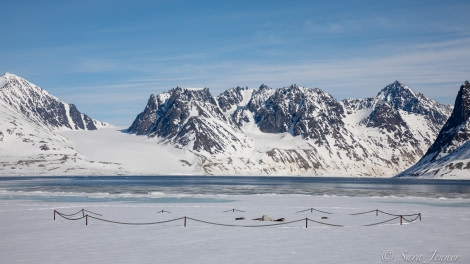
0;194;468;264
59;127;199;175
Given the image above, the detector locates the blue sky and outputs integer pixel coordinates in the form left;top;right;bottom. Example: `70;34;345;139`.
2;0;470;125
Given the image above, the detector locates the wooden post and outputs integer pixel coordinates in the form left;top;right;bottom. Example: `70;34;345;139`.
54;210;56;221
310;208;313;213
82;209;85;217
305;218;308;228
418;213;421;221
400;215;403;225
376;209;378;216
184;217;187;227
86;215;88;226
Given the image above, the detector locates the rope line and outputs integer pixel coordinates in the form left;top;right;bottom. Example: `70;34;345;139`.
363;216;400;226
350;209;378;216
186;217;305;228
54;210;83;217
223;209;245;213
307;218;344;227
402;215;421;223
87;215;186;226
296;208;333;214
83;210;102;216
377;210;419;217
297;208;421;219
54;209;102;217
55;212;87;221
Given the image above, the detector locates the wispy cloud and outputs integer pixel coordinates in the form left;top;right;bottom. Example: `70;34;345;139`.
155;37;470;102
75;58;119;73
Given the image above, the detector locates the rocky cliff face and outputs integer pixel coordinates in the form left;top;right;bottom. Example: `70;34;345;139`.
217;86;252;113
243;84;346;140
397;81;470;178
424;81;470;160
128;87;252;155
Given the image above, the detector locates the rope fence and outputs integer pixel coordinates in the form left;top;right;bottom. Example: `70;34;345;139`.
296;208;333;214
53;208;421;228
223;208;245;213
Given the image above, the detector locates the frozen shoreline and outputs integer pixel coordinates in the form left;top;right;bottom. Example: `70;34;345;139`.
1;194;469;264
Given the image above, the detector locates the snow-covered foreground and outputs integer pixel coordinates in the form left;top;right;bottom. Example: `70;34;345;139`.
1;195;469;264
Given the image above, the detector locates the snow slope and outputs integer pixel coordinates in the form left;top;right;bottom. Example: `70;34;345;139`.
59;128;199;175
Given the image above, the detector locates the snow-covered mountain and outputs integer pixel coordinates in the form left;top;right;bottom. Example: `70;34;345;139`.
127;87;253;156
0;73;108;131
397;81;470;178
129;81;453;177
0;73;121;176
0;72;459;177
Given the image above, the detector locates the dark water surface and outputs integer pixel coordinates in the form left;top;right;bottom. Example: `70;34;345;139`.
0;176;469;203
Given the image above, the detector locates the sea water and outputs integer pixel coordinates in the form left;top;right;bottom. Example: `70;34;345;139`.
1;176;469;203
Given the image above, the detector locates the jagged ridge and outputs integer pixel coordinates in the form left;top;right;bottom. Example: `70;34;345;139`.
129;81;453;177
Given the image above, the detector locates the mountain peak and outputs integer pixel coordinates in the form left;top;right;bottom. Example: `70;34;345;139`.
390;80;404;87
1;72;27;86
2;72;17;78
376;81;451;118
447;80;470;127
378;81;417;101
169;86;217;106
454;81;470;121
259;84;270;90
0;73;108;130
289;84;299;89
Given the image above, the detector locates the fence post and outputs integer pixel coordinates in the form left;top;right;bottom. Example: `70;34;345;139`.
82;209;85;217
418;213;421;221
54;210;56;221
86;215;88;226
400;215;402;225
376;209;378;216
184;217;187;227
305;218;308;228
